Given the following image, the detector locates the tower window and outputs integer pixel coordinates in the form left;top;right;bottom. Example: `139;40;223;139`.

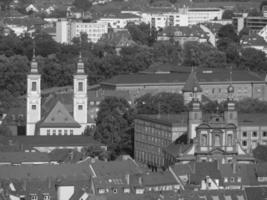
242;132;247;137
200;134;207;146
32;82;37;91
227;134;233;146
242;141;247;146
78;82;83;91
252;131;258;137
78;105;83;110
32;105;36;110
214;135;221;146
263;132;267;137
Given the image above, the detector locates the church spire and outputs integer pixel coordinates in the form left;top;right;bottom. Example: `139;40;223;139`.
76;50;85;74
30;39;38;73
227;66;234;102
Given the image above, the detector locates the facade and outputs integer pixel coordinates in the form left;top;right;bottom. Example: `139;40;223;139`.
98;13;141;29
134;114;187;168
56;19;108;44
26;52;88;136
233;15;267;34
100;68;267;102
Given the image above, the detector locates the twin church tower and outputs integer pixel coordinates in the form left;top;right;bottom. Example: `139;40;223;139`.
26;50;88;136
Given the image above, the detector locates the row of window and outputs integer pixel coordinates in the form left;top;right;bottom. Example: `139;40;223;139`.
30;194;50;200
46;129;74;135
242;131;267;138
135;150;164;166
135;141;162;154
135;133;170;147
200;134;233;147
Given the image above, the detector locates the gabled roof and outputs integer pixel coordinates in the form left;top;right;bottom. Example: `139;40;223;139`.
190;161;222;185
38;101;80;128
182;70;202;92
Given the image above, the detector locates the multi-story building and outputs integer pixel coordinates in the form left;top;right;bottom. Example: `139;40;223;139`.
98;13;141;29
101;67;267;102
233;15;267;34
56;19;108;44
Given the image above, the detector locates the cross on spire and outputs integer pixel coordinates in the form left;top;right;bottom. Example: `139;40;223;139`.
30;37;38;73
76;35;85;74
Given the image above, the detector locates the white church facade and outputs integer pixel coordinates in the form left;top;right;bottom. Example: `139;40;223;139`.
26;52;88;136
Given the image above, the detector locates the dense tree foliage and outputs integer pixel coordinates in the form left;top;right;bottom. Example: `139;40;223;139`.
94;97;135;159
222;10;234;19
73;0;92;12
135;92;186;114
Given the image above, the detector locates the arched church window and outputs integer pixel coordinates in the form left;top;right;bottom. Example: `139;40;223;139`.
200;134;207;146
227;134;233;146
78;82;83;91
214;135;220;146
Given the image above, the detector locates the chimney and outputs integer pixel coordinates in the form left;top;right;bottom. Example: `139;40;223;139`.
232;161;237;174
138;176;142;186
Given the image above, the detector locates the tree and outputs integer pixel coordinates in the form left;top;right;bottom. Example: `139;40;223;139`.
237;98;267;113
94;97;134;159
240;48;267;72
152;41;182;64
35;31;60;57
73;0;92;12
217;24;239;43
248;8;262;16
0;0;12;10
135;92;186;114
222;10;234;19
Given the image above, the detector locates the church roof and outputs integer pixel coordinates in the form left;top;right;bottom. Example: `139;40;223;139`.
38;101;80;128
182;69;202;93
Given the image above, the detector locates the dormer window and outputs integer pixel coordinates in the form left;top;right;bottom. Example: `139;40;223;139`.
78;82;83;92
30;194;38;200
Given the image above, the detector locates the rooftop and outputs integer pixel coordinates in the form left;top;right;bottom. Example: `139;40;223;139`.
0;152;51;164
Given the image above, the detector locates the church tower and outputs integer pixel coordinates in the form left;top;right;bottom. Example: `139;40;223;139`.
182;68;202;104
26;48;41;136
73;52;88;133
188;86;202;143
224;69;238;126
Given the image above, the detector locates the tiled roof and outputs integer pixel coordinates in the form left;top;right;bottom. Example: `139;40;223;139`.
238;113;267;126
91;159;142;178
4;135;104;148
202;23;223;35
253;145;267;162
142;171;177;186
101;69;264;86
38;101;80;128
190;161;222;185
241;33;267;47
159;25;209;39
182;69;202;92
170;162;194;176
98;29;136;48
0;152;51;164
245;186;267;200
136;113;188;126
255;163;267;177
0;159;92;180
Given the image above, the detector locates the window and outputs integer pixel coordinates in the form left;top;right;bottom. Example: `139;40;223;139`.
43;194;50;200
242;141;247;146
70;130;73;135
252;131;257;137
78;105;83;110
224;177;228;183
32;105;36;110
112;188;117;193
263;132;267;137
52;130;56;135
30;194;38;200
32;82;37;91
242;132;247;137
227;134;233;146
64;130;68;135
200;134;207;146
47;129;50;136
78;82;83;91
237;177;241;183
230;177;235;183
58;130;62;135
214;135;220;146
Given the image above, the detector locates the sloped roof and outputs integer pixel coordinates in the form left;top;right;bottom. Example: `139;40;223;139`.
245;186;267;200
142;171;177;186
190;161;222;185
171;162;194;176
253;145;267;162
241;33;267;47
182;69;202;92
0;152;51;164
91;159;142;178
38;101;80;128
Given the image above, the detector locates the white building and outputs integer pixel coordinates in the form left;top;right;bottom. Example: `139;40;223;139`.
26;51;89;136
98;13;141;29
56;19;108;44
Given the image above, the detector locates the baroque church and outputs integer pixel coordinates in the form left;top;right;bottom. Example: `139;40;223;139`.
26;51;88;136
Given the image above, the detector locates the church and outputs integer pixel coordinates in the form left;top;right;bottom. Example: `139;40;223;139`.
134;69;267;168
26;51;88;136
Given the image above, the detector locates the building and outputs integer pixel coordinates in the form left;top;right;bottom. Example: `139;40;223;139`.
240;33;267;56
26;51;88;136
98;13;141;29
56;19;108;44
233;15;267;34
100;67;267;102
157;25;209;46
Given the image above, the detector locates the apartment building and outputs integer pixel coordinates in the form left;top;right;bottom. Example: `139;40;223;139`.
56;19;108;44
